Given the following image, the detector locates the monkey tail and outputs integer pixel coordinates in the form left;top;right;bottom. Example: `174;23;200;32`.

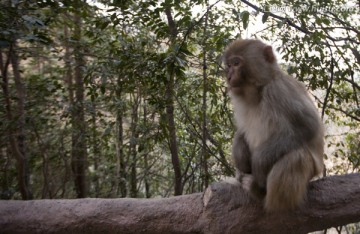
265;148;317;212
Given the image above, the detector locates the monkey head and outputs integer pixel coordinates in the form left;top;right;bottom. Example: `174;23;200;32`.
223;39;277;94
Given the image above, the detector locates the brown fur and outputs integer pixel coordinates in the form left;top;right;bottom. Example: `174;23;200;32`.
224;39;324;212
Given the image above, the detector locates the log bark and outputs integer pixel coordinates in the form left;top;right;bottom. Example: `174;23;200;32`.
1;174;360;234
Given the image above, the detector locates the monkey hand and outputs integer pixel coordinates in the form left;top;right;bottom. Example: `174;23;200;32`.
239;173;266;201
239;173;254;192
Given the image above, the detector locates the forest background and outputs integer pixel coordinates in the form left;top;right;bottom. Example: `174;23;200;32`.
0;0;359;217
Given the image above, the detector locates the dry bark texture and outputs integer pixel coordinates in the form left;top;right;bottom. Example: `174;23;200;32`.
1;174;359;234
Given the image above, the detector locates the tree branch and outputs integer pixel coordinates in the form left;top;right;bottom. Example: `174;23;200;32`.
1;174;360;234
240;0;310;34
240;0;359;45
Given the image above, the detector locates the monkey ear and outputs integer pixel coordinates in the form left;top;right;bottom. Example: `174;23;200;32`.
263;46;275;63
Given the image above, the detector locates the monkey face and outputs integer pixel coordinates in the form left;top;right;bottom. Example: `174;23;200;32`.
223;40;278;91
225;55;245;88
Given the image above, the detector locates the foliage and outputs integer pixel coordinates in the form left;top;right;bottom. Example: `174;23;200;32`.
0;0;359;206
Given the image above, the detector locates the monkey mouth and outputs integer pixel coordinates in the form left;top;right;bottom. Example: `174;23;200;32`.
229;79;246;88
228;86;244;95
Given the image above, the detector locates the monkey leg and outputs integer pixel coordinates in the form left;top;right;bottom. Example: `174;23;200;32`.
265;148;315;212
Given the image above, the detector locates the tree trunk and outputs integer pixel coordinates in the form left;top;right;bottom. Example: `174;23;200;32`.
129;94;139;198
165;6;183;196
201;2;210;189
142;101;151;198
0;46;32;200
10;44;31;199
115;79;127;197
71;13;88;198
32;126;51;198
0;174;359;234
165;68;183;196
62;25;73;198
91;102;100;197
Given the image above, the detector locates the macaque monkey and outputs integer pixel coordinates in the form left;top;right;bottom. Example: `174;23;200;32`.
223;39;324;212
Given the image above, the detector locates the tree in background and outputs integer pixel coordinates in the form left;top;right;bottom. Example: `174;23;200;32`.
0;0;359;232
0;0;359;218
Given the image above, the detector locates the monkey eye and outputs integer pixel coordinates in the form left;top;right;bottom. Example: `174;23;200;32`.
229;57;242;67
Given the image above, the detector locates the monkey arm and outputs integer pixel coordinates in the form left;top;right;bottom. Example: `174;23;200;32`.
232;132;267;200
232;131;252;175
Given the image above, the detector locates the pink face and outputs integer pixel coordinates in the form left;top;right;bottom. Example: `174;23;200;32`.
225;56;244;88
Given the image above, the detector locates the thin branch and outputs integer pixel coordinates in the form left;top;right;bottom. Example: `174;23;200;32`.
328;12;360;35
174;95;233;174
240;0;359;45
330;105;360;122
321;48;334;119
240;0;310;34
315;96;360;122
178;0;222;52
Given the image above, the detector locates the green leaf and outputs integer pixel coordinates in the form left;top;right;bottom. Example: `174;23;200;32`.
232;9;239;19
315;17;322;25
240;11;250;29
102;124;113;137
262;12;270;23
323;18;330;26
277;19;285;28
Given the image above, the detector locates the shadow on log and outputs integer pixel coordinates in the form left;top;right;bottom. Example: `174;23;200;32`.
1;174;360;234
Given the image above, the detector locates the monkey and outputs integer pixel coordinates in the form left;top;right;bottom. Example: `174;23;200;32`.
223;39;324;212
